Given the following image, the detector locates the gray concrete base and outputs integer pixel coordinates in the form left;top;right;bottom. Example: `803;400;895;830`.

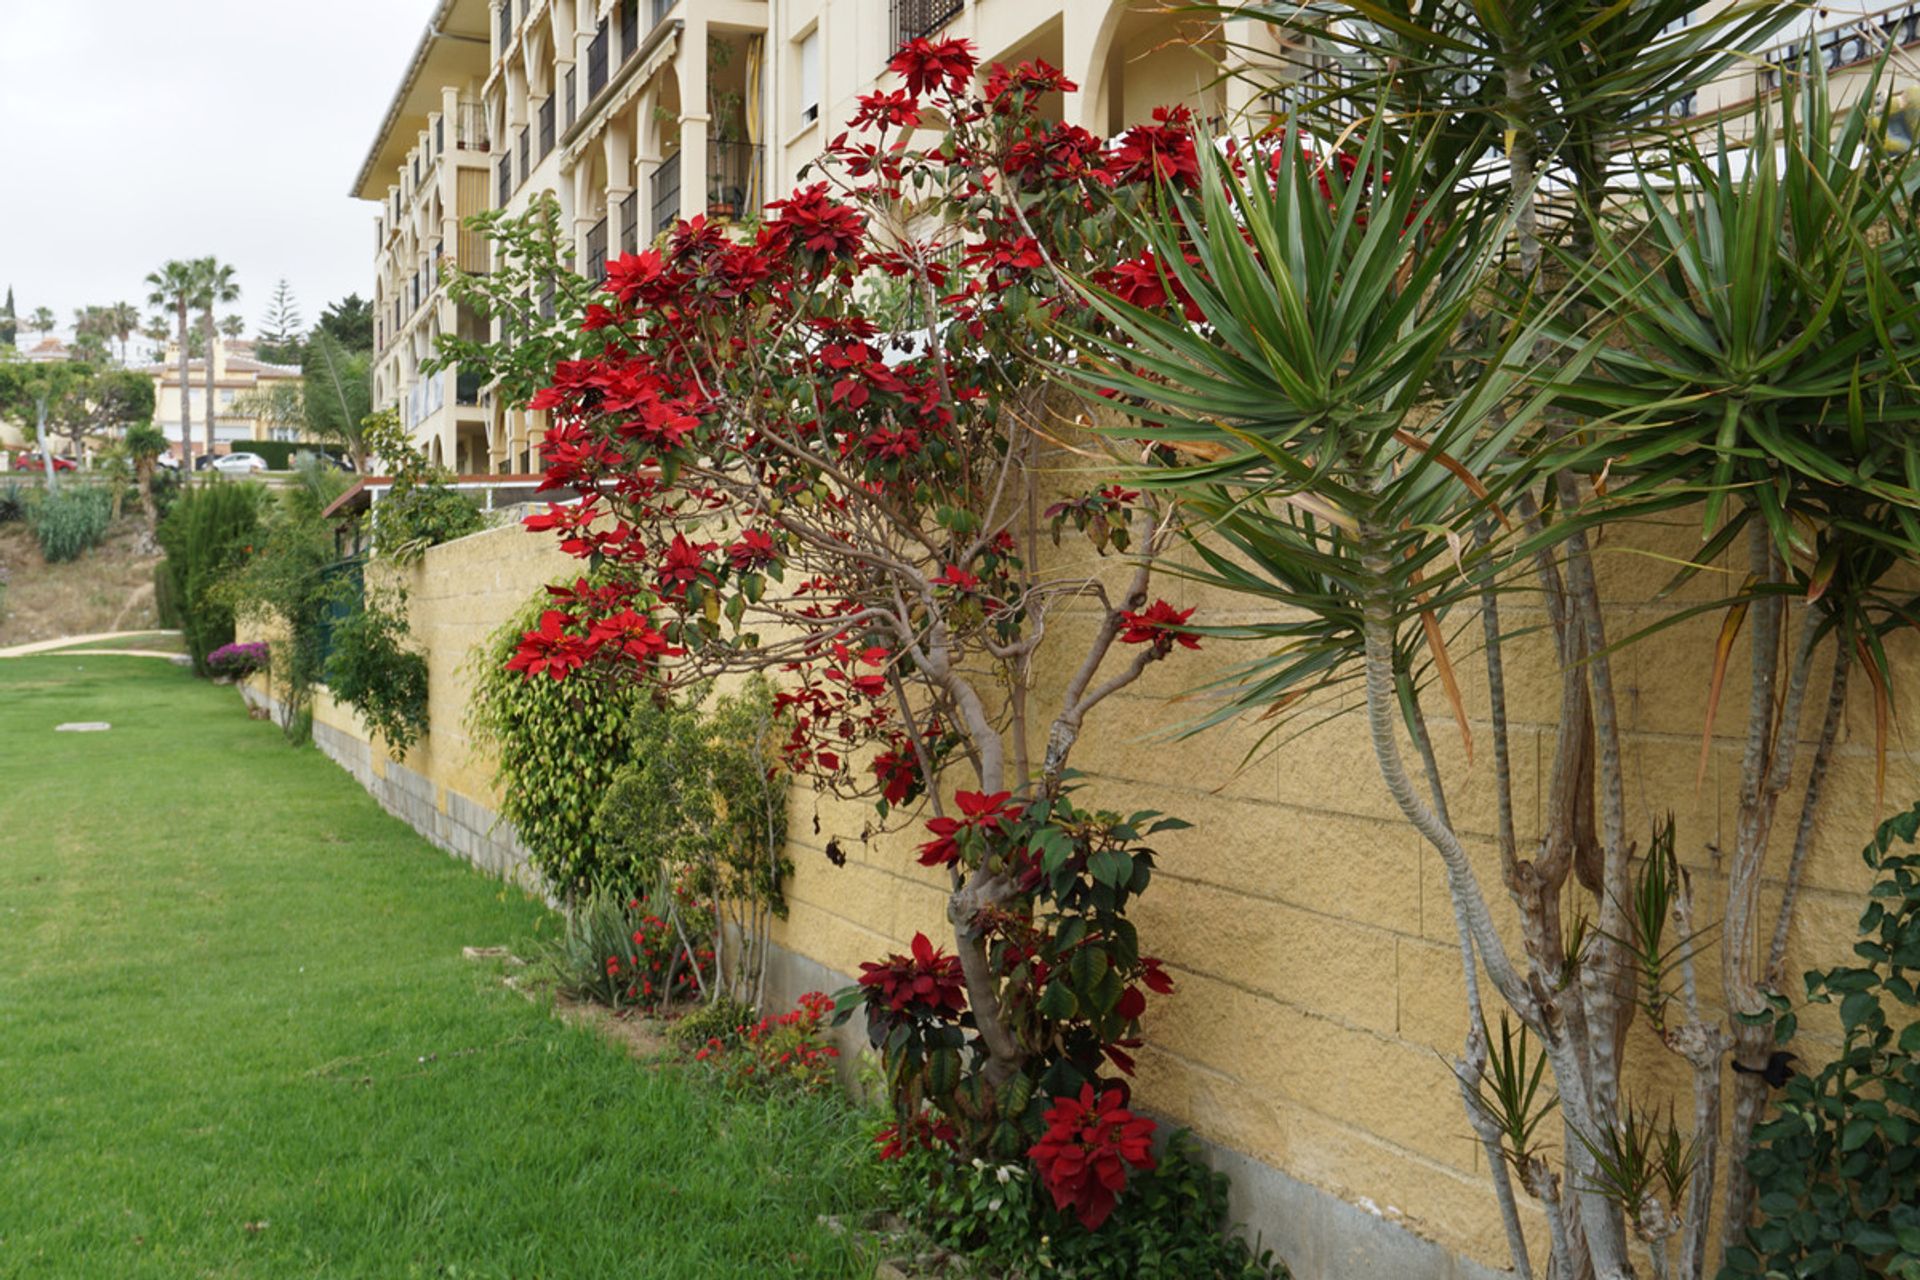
238;682;1511;1280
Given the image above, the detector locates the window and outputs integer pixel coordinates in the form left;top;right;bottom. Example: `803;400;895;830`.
797;28;821;128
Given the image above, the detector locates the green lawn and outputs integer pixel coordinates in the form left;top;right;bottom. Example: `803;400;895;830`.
0;656;877;1279
51;631;188;654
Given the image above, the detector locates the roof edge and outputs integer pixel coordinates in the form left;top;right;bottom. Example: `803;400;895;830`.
349;0;470;201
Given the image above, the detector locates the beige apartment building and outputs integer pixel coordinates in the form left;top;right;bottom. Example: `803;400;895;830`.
144;338;307;457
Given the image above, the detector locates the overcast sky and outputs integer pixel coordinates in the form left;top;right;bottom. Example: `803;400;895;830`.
0;1;433;350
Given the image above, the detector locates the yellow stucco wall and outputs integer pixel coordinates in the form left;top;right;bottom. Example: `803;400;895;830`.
252;510;1913;1273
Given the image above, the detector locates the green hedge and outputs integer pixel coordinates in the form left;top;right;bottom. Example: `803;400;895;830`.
157;482;266;675
243;440;349;471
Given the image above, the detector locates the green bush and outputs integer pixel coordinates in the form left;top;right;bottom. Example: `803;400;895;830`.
0;482;26;524
889;1128;1285;1280
466;580;648;895
30;485;113;563
373;481;484;563
1725;802;1920;1280
669;995;760;1053
324;587;428;758
535;887;709;1012
154;559;182;629
157;481;265;675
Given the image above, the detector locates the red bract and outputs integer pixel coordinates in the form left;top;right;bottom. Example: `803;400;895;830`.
585;608;681;664
853;88;922;129
1097;251;1204;323
506;610;590;680
1117;599;1200;655
767;184;866;258
1108;106;1200;187
983;59;1076;113
1028;1084;1158;1231
876;1112;960;1161
888;36;976;97
726;529;777;571
858;932;968;1018
917;789;1023;868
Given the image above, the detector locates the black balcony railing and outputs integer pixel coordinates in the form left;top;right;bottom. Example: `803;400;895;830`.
707;140;763;221
620;0;639;59
456;370;483;406
619;190;639;255
539;95;555;159
588;22;610;100
585;218;609;282
457;99;489;150
653;0;675;25
517;126;530;184
497;151;512;204
435;117;444;156
890;0;963;52
650;150;681;237
497;1;512;52
538;280;556;320
1762;4;1920;89
565;67;577;130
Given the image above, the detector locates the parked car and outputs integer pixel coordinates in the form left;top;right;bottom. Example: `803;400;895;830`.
212;452;268;475
192;453;216;471
154;453;181;471
13;452;76;472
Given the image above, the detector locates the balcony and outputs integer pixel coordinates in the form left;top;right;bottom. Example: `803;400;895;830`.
650;150;681;238
516;126;530;185
890;0;963;52
498;151;512;204
497;1;512;53
1761;3;1920;90
539;95;555;160
565;67;577;130
653;0;674;25
620;0;639;60
456;370;484;406
585;218;609;282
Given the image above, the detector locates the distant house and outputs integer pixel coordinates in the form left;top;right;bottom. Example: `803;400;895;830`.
144;338;311;457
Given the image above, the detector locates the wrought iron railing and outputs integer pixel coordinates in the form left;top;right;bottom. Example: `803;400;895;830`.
456;370;483;406
707;140;763;220
498;1;512;53
565;68;577;130
619;191;639;255
651;150;682;237
497;151;512;204
620;0;639;59
1761;4;1920;90
539;95;555;159
588;23;610;100
516;127;530;185
890;0;963;52
457;99;489;151
585;217;609;282
653;0;675;28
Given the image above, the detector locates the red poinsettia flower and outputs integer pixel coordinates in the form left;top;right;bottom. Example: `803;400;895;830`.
857;932;968;1019
888;36;977;97
1097;250;1204;323
932;564;982;593
1108;106;1201;187
852;88;922;130
872;747;920;806
1116;599;1199;656
917;789;1023;867
875;1112;959;1161
506;610;590;681
727;528;778;572
1028;1084;1158;1231
768;184;865;258
585;608;681;664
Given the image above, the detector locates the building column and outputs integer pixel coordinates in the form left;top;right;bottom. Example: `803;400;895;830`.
1063;2;1104;131
678;17;709;224
604;117;634;253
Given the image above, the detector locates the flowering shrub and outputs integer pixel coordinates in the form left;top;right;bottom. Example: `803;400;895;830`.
206;641;269;679
537;887;712;1012
691;992;840;1095
1029;1084;1158;1230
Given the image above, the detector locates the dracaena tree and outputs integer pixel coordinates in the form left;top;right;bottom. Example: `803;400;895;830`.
506;41;1203;1164
1070;11;1920;1280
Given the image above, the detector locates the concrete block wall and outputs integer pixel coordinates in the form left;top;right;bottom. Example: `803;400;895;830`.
238;511;1919;1278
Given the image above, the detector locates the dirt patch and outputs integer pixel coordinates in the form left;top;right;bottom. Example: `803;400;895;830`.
0;522;164;647
477;949;674;1061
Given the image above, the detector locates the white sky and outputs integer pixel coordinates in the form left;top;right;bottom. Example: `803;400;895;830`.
0;1;433;348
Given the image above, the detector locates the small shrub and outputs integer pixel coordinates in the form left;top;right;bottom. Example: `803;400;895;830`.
536;887;711;1013
157;481;265;675
0;482;26;524
690;992;841;1096
205;641;269;680
31;485;113;562
1725;802;1920;1280
889;1127;1284;1279
668;995;760;1053
324;587;428;758
373;481;483;562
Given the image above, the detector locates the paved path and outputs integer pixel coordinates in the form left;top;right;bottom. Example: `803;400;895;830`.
0;629;184;659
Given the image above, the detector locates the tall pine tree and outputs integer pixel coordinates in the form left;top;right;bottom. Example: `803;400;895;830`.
255;279;304;365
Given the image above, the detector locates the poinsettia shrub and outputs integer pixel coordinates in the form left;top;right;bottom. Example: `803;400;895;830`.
501;30;1218;1243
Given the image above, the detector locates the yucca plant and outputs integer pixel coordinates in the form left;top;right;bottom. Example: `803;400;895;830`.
1066;11;1920;1277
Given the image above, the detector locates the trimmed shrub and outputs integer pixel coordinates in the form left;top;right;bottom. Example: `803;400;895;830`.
31;485;113;563
205;641;269;679
243;440;349;471
157;481;265;675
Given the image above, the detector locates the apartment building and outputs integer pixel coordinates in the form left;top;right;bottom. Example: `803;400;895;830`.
355;0;1920;474
144;338;307;457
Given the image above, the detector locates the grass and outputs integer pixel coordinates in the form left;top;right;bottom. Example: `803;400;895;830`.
0;656;879;1279
48;630;187;654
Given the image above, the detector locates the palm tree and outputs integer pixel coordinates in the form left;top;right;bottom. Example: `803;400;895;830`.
28;306;55;342
106;302;139;365
145;261;199;473
123;422;168;539
194;258;240;461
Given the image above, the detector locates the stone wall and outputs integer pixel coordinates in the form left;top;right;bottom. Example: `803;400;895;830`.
240;513;1919;1278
